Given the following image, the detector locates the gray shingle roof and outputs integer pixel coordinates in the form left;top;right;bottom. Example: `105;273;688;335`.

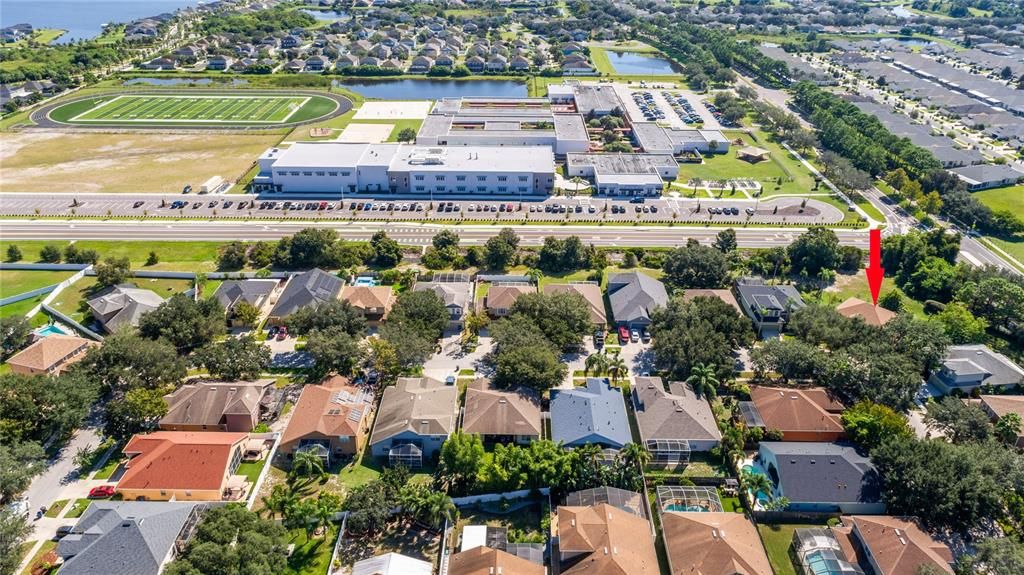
212;279;276;310
550;378;631;449
760;442;881;506
370;377;458;445
607;272;668;325
57;502;200;575
939;344;1024;386
269;268;343;318
632;377;721;444
86;285;166;332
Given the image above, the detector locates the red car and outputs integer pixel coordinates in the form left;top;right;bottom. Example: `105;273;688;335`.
88;485;115;498
617;326;630;345
276;326;288;341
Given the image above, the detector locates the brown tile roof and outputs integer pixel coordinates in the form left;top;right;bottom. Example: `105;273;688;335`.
979;394;1024;421
487;285;535;311
834;516;953;575
282;376;372;445
118;431;247;491
558;503;659;575
462;379;542;437
448;546;545;575
160;380;271;428
749;386;844;435
836;297;896;327
6;335;96;373
681;289;743;313
340;286;394;315
662;512;772;575
545;283;607;325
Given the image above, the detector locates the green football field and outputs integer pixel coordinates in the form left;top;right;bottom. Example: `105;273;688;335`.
69;94;312;124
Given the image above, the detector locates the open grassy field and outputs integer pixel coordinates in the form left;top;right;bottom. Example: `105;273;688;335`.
48;93;339;126
0;131;279;193
973;184;1022;213
986;236;1024;271
806;273;926;318
1;240;228;271
677;130;817;197
0;270;75;298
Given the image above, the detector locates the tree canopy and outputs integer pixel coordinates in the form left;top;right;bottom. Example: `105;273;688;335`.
651;295;754;380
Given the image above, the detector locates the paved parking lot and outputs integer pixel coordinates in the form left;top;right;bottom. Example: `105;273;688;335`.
0;193;845;226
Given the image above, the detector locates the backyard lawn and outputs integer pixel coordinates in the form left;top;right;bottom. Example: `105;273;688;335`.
757;523;824;575
986;235;1024;270
237;459;268;485
453;500;546;549
284;525;340;575
336;521;441;568
0;270;74;298
0;297;43;319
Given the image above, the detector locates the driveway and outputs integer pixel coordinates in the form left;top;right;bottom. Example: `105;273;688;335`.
422;332;494;380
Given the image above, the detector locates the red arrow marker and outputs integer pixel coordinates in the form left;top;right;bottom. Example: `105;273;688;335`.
865;228;884;305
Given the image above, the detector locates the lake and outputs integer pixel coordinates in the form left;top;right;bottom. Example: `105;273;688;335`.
301;9;348;21
879;37;933;47
336;78;528;100
0;0;202;44
607;51;680;75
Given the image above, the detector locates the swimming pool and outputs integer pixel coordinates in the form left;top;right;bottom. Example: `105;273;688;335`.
35;324;67;337
664;503;708;513
353;277;378;287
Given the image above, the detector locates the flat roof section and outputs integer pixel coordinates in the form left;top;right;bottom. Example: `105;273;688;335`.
567;152;678;174
390;145;554;173
574;84;623;114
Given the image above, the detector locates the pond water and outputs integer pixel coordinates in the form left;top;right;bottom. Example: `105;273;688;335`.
879;36;933;47
607;51;680;75
301;9;348;21
123;77;249;86
335;78;528;100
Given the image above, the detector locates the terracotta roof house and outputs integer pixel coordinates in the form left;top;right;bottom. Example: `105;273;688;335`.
681;289;742;313
352;553;433;575
369;377;459;467
545;283;607;327
280;375;373;464
462;379;542;444
56;501;203;575
86;284;165;333
550;378;631;450
632;377;721;465
979;395;1024;446
268;268;344;323
662;512;773;575
607;272;668;328
5;334;96;376
836;297;896;327
740;386;845;442
832;516;954;575
929;344;1024;394
116;431;250;502
340;285;395;322
159;380;273;432
757;442;884;514
486;284;536;317
413;279;472;329
448;546;545;575
557;503;659;575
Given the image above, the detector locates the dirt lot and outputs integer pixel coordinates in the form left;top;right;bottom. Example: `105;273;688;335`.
0;131;280;193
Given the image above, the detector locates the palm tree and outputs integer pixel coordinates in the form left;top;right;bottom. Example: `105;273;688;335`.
526;268;543;284
465;311;490;336
584;352;609;377
416;491;456;531
607;352;628;385
740;468;773;500
259;484;296;520
312;493;341;538
290;450;326;481
685;363;720;399
619;442;651;471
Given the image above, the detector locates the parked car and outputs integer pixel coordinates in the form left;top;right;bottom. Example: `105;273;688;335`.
276;326;288;341
617;326;630;345
88;485;116;499
132;201;144;209
182;185;192;194
641;329;651;343
268;326;279;338
54;525;74;540
629;329;640;343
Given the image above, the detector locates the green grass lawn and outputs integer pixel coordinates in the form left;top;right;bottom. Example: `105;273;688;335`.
985;235;1024;271
91;445;124;480
757;523;824;575
335;458;433;492
44;500;69;518
807;273;925;318
285;524;340;575
19;540;58;575
973;184;1022;213
0;240;229;272
678;130;816;198
237;460;268;485
64;499;92;519
0;270;75;298
0;297;43;319
50;93;339;126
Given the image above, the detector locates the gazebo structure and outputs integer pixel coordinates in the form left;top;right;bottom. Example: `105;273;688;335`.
737;145;771;163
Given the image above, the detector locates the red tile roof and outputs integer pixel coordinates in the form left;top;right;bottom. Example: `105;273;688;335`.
118;431;247;491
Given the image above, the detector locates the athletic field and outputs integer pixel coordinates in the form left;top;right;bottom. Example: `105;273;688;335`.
69;94;312;124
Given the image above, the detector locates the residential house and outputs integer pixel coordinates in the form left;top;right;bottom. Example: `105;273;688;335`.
413;278;472;330
550;378;631;450
380;59;403;72
681;288;743;312
557;501;659;575
566;486;647;518
409;55;434;73
544;282;606;328
836;297;896;327
5;335;96;376
206;54;232;70
281;34;303;49
832;515;954;575
360;56;382;67
561;58;596;75
339;285;394;322
607;272;668;329
448;547;545;575
159;380;274;433
56;502;203;575
979;395;1024;447
337;54;359;69
757;442;885;514
929;344;1024;393
511;55;531;71
561;42;585;55
740;386;846;442
174;45;204;62
212;279;278;326
352;553;433;575
140;57;177;70
280;375;373;464
436;54;455;68
662;511;773;575
486;283;536;317
486;54;509;72
462;379;542;444
950;163;1024;191
734;277;806;337
230;58;256;72
284;58;305;72
369;377;459;467
369;43;392;59
116;431;250;502
86;284;165;333
267;268;344;323
305;55;330;72
465;56;486;73
632;377;721;467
